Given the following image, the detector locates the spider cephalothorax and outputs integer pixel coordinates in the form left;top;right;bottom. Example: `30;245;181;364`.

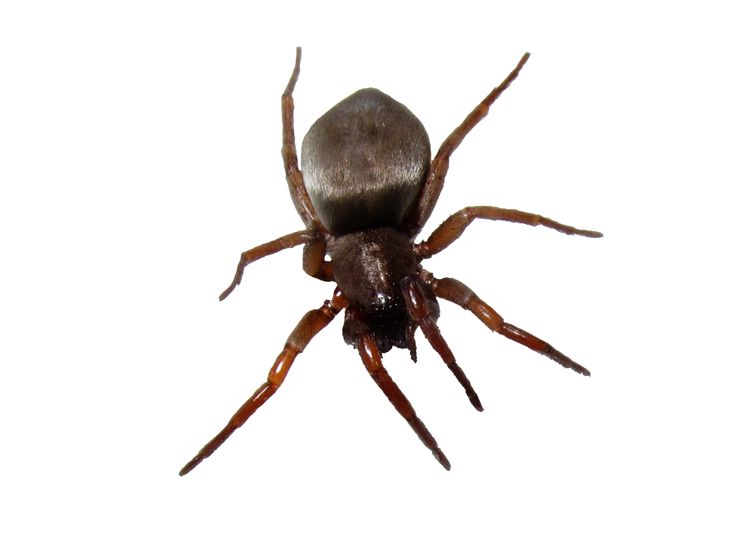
180;49;601;476
331;227;419;352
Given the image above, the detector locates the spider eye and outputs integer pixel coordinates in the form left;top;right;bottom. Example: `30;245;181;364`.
369;291;399;313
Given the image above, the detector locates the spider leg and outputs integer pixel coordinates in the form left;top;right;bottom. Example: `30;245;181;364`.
402;53;530;236
179;289;347;476
415;205;602;260
401;278;483;411
427;275;590;376
281;47;324;232
302;236;334;282
405;323;418;363
357;333;451;470
219;230;316;301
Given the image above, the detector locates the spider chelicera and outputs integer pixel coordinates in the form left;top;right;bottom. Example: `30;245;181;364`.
180;48;601;475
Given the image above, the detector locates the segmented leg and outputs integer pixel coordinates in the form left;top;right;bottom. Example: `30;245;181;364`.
428;275;590;376
403;53;531;236
415;206;602;259
405;324;418;363
179;289;347;476
401;278;483;411
302;236;334;282
219;230;316;301
281;47;324;232
357;334;451;470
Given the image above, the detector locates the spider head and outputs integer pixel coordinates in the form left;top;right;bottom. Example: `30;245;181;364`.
330;227;420;353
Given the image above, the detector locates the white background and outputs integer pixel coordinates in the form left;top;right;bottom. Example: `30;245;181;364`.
2;1;734;534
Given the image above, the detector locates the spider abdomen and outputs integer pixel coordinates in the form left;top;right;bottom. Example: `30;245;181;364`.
301;88;431;235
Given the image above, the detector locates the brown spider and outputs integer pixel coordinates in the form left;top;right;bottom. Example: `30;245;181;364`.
180;48;601;475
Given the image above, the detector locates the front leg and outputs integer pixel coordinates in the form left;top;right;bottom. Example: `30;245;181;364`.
357;333;451;470
401;278;482;411
415;205;602;260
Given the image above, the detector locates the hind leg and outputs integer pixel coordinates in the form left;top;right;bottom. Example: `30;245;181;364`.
402;53;531;236
281;47;323;232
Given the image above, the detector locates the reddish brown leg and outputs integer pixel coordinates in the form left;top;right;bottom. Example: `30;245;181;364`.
358;334;451;470
403;53;531;236
281;47;324;232
405;324;418;363
219;230;316;301
302;236;334;282
428;275;590;376
415;206;602;259
180;289;347;476
401;278;483;411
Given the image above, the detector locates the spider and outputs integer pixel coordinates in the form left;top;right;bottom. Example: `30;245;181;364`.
180;48;601;475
